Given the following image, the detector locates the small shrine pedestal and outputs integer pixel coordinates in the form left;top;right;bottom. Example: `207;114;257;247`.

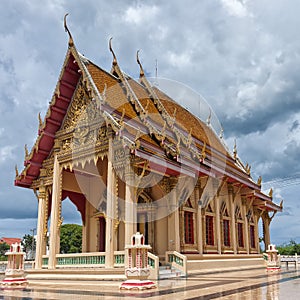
1;242;28;288
120;232;156;290
266;244;281;271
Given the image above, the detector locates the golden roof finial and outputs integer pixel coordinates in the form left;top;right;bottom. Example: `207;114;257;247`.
207;109;211;125
15;165;19;177
38;112;43;130
109;37;117;66
119;108;125;128
233;139;237;159
136;49;145;77
279;199;283;209
64;13;74;47
173;107;177;118
257;176;262;186
269;188;273;198
24;144;29;159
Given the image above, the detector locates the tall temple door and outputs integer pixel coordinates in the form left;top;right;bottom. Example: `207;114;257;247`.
137;213;149;245
98;216;106;252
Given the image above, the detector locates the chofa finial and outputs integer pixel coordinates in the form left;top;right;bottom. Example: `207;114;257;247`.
269;188;273;198
64;13;74;47
15;165;19;177
257;176;262;186
233;139;237;159
109;37;117;66
136;50;145;77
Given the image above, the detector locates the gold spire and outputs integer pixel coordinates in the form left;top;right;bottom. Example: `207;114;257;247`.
38;112;43;130
136;50;145;77
257;176;262;186
269;188;273;198
109;37;117;66
24;144;29;159
173;107;177;119
233;139;237;159
15;165;19;177
64;13;74;47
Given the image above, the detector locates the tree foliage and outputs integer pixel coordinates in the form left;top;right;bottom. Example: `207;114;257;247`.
22;234;36;260
276;240;300;255
0;242;10;261
60;224;82;254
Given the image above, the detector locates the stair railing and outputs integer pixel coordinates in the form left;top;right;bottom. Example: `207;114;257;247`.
165;251;187;276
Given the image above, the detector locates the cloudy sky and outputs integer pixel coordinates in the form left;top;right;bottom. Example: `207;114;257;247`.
0;0;299;245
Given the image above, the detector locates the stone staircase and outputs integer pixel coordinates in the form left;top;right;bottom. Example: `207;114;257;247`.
159;265;185;279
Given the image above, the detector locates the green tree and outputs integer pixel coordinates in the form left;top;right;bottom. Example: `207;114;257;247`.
277;240;300;255
0;242;10;261
21;234;36;260
60;224;82;254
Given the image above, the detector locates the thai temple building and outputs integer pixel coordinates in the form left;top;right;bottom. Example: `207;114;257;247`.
14;17;282;277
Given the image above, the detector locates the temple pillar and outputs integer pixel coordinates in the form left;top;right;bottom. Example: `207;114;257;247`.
167;177;180;252
105;138;117;268
35;185;47;269
242;198;250;254
196;185;203;254
48;155;62;269
124;167;137;247
228;185;237;254
262;212;271;252
215;196;222;254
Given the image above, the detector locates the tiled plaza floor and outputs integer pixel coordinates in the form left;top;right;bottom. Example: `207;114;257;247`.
1;266;299;299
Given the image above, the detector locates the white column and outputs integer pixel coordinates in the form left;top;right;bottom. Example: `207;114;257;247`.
35;186;47;269
242;199;250;254
125;169;136;247
229;185;237;254
196;185;203;254
167;178;180;252
105;138;116;268
48;155;62;269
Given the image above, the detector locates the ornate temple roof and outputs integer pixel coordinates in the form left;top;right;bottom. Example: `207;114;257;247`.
14;16;282;212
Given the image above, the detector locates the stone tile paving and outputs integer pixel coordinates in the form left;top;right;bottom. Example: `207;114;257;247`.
0;266;299;299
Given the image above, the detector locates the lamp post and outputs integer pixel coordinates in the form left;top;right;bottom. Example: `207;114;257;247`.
30;228;36;260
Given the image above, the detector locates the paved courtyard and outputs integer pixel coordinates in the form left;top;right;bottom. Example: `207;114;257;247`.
1;266;299;299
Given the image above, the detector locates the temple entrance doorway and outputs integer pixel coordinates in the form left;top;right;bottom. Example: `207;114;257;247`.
137;213;149;244
98;216;106;252
137;193;156;252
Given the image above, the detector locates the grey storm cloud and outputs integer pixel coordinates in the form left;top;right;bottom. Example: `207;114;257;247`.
0;0;299;243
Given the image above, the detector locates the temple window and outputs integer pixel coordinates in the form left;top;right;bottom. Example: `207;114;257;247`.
206;215;214;246
223;219;230;247
184;211;194;244
221;201;230;247
250;225;255;248
237;222;244;247
235;205;244;248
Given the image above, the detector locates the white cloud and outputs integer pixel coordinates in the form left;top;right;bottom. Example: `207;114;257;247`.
0;146;15;164
123;4;159;25
220;0;249;17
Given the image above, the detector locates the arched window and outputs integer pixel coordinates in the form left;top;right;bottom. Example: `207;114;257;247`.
183;198;196;245
205;203;214;246
221;201;230;247
235;206;244;248
247;209;256;249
